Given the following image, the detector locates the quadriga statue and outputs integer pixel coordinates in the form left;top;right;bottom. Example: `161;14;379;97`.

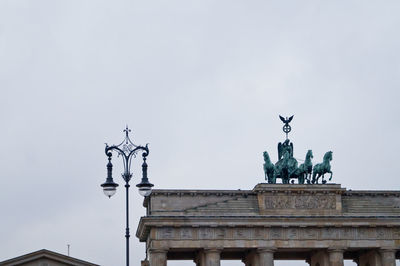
262;115;333;184
264;149;314;185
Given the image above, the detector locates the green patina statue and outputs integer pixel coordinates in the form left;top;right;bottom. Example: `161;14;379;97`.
262;115;333;184
274;148;298;184
263;151;275;184
311;151;333;184
278;139;294;160
297;149;313;184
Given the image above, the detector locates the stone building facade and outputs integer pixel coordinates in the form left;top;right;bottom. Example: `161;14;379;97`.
136;184;400;266
0;249;99;266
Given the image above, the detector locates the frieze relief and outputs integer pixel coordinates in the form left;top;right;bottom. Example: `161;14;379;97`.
263;195;336;209
156;227;399;241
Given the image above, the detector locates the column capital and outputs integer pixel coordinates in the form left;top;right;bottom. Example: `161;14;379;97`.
257;247;277;253
328;248;344;266
203;248;221;266
379;247;397;253
149;248;167;266
379;248;396;266
148;248;168;254
203;248;222;254
258;248;275;266
327;247;346;253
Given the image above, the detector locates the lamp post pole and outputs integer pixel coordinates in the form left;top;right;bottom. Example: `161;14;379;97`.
101;127;154;266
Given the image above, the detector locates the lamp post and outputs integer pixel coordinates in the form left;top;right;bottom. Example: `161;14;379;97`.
101;127;154;266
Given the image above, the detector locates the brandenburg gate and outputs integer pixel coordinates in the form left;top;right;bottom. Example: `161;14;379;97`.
136;117;400;266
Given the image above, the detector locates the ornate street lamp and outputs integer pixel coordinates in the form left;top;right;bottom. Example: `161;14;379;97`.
101;127;153;266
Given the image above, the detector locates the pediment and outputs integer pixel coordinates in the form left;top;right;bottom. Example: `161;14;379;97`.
0;249;99;266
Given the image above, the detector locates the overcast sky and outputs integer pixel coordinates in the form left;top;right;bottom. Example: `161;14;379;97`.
1;1;400;265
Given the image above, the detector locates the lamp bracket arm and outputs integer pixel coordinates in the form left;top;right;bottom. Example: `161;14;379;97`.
105;145;128;158
127;144;149;159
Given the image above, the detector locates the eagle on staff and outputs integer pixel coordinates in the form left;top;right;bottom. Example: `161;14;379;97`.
278;115;294;160
279;115;294;125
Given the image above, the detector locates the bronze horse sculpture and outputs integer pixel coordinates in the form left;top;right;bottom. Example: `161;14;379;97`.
311;151;333;184
263;151;275;184
296;149;313;184
264;150;316;184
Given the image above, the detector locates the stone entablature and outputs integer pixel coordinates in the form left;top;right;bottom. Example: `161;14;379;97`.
137;184;400;265
137;216;400;243
152;226;400;241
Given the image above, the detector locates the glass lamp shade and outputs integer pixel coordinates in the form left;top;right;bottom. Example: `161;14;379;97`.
138;186;152;197
103;186;117;198
136;178;154;197
101;178;119;198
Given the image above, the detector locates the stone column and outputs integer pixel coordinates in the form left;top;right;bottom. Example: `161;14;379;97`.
149;249;167;266
141;260;150;266
310;250;330;266
258;248;275;266
195;251;205;266
243;250;259;266
328;249;344;266
379;249;396;266
358;250;381;266
203;249;221;266
243;252;253;266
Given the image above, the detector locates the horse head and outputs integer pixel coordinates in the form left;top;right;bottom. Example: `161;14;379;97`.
306;150;313;160
323;151;333;162
263;151;271;163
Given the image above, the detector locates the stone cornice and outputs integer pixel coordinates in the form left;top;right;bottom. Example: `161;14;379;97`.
343;191;400;197
147;186;400;197
253;183;346;194
149;189;254;196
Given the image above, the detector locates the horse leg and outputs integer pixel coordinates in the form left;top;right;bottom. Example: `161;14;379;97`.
299;174;304;184
329;171;333;181
322;174;328;184
269;172;275;184
272;173;277;184
306;173;311;184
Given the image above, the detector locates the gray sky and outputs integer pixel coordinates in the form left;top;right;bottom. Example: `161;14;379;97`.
1;0;400;265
